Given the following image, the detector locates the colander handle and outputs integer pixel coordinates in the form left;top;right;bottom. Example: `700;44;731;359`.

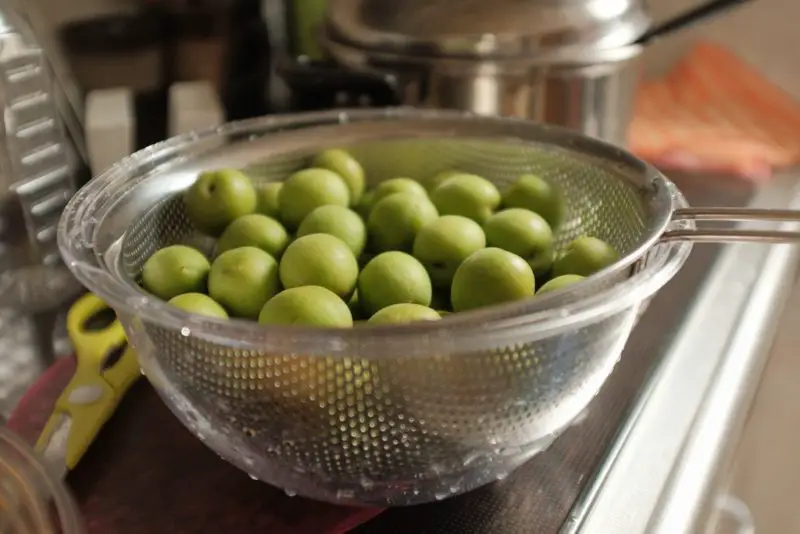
662;207;800;243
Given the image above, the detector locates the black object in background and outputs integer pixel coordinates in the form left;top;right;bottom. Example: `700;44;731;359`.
59;11;170;152
277;57;402;111
60;12;166;93
223;0;270;120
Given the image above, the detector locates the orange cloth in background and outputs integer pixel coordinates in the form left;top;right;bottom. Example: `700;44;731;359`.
628;42;800;182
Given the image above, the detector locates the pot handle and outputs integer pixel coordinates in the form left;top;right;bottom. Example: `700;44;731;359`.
662;207;800;242
276;57;403;111
635;0;753;45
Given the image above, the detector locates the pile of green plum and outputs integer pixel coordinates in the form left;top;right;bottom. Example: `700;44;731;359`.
140;149;619;327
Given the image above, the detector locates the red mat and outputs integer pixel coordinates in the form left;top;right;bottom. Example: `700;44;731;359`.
7;357;383;534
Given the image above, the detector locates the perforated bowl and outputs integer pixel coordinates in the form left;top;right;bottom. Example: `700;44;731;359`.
58;109;692;506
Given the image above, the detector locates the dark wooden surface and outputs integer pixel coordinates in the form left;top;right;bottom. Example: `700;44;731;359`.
7;357;382;534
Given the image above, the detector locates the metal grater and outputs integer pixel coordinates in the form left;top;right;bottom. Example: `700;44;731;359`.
0;7;84;416
0;10;82;312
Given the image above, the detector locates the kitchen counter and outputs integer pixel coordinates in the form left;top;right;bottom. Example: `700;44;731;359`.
565;171;800;533
562;0;800;529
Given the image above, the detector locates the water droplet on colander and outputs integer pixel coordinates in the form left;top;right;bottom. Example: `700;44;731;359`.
180;327;190;337
248;474;258;481
336;489;355;500
499;446;521;457
496;472;509;481
359;476;375;490
293;465;306;474
125;295;148;308
434;491;451;501
284;489;297;497
449;484;462;494
427;463;446;476
487;436;498;446
462;451;484;466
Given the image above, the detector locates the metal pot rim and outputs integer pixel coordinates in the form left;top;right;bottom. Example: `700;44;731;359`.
322;28;644;69
323;0;651;60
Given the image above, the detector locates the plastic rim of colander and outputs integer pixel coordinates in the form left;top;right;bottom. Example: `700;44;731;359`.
57;108;694;358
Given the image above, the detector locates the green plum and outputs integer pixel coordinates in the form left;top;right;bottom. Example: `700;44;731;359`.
208;246;280;319
451;248;535;312
184;169;257;236
278;168;350;229
371;178;428;205
425;169;461;194
431;173;501;224
358;251;432;316
256;182;283;218
552;236;619;277
537;274;585;295
355;190;376;219
258;286;352;327
484;208;553;264
279;233;359;299
502;174;565;230
368;303;441;325
367;192;439;252
141;245;210;300
412;215;485;289
312;149;366;204
297;205;367;256
216;214;290;258
168;293;228;319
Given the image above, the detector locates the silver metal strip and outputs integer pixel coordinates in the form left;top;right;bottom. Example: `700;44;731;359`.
564;172;800;534
647;205;800;532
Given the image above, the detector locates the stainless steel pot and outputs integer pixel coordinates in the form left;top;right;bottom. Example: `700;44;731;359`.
306;0;650;145
321;35;642;146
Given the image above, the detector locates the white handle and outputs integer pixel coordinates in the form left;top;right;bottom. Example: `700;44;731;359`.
715;494;755;534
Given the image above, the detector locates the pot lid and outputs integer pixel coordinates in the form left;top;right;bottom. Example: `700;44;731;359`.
323;0;651;58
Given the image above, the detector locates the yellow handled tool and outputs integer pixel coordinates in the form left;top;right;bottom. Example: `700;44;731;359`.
35;293;141;477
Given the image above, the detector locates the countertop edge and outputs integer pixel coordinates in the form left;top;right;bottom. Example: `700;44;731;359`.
563;173;800;534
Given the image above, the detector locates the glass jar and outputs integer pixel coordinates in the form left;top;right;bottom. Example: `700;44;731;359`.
0;427;85;534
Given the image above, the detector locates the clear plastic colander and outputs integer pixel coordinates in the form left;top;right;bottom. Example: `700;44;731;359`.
57;108;695;506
